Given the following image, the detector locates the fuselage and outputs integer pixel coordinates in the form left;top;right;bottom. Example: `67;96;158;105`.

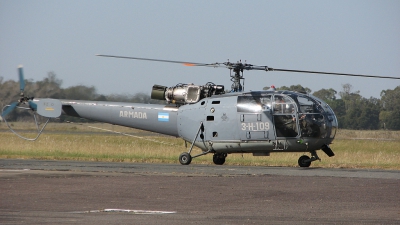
60;90;338;155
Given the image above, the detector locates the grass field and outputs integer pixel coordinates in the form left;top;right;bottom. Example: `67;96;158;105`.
1;122;399;170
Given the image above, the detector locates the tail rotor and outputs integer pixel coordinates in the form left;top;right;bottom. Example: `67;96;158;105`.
1;65;37;118
18;65;25;94
1;65;61;141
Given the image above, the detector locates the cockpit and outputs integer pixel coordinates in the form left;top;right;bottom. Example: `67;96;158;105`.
237;91;338;139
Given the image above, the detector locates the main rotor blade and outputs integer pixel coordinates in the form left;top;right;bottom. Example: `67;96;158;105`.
96;55;399;80
96;54;219;67
2;102;19;117
266;68;400;80
18;65;26;92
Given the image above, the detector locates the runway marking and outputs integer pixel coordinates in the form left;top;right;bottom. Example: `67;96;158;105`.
70;209;177;214
0;169;30;172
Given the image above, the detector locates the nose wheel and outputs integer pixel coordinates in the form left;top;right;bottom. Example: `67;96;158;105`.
298;155;312;167
298;150;321;167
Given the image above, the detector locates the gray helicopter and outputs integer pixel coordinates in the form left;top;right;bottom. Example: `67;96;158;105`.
2;56;399;167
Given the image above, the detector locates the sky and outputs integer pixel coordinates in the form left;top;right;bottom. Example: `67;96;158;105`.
1;0;399;99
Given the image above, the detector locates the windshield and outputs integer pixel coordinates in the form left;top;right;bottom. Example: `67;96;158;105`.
290;93;338;138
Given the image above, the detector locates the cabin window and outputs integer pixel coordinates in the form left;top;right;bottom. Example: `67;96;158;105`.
273;95;298;137
273;95;296;114
237;95;272;113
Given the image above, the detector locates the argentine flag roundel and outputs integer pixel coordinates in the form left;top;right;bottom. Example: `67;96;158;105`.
158;112;169;122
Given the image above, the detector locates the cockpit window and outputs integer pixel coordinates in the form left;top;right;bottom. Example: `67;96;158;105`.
295;95;318;113
292;94;338;138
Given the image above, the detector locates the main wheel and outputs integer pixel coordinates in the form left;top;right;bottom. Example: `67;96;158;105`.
298;155;311;167
179;152;192;165
213;153;226;165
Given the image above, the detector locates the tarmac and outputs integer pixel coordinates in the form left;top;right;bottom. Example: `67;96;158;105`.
1;159;399;224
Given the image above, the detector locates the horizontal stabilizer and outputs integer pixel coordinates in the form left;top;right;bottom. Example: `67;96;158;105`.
36;99;62;118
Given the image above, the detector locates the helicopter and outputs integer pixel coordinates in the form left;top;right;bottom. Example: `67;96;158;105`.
2;56;399;167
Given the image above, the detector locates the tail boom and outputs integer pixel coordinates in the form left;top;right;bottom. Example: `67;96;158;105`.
61;100;179;137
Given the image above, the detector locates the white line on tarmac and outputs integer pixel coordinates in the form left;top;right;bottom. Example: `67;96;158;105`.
70;209;177;214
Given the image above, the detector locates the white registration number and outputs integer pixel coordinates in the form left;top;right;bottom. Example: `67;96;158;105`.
241;122;270;131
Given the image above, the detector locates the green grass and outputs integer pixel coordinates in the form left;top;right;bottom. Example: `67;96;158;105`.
0;122;399;169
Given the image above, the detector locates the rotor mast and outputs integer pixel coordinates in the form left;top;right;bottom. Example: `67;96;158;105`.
228;60;245;92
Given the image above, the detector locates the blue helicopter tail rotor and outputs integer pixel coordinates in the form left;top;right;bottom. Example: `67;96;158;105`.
2;66;38;118
2;65;61;141
18;65;26;93
1;102;19;117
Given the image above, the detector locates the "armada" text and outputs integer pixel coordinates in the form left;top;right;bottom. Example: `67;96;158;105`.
119;111;147;119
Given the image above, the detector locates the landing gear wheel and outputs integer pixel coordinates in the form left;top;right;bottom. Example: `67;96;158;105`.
213;153;226;165
179;152;192;165
298;155;311;167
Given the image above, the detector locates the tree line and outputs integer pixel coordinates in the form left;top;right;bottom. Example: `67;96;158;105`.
1;73;399;130
0;72;163;122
